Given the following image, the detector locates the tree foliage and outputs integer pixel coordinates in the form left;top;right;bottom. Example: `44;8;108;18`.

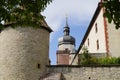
79;46;120;65
102;0;120;29
82;57;120;65
79;46;92;65
0;0;52;29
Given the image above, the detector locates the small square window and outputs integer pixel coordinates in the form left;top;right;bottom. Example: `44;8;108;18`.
37;64;41;69
88;77;91;79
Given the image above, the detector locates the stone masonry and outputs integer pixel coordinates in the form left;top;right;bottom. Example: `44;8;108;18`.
47;65;120;80
0;27;50;80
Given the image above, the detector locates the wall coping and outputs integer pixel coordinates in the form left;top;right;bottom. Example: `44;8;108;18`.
47;65;120;68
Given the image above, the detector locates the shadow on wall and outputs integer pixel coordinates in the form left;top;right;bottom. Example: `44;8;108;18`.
61;73;66;80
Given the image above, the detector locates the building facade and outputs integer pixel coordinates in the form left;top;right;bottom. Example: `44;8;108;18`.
72;2;120;65
79;3;107;57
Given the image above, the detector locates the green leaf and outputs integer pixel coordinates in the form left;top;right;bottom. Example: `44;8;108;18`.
102;0;120;29
0;0;53;29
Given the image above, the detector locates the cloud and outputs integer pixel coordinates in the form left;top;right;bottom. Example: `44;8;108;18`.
42;0;100;31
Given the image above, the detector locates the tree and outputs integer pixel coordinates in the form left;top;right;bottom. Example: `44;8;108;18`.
102;0;120;29
79;46;92;65
0;0;52;29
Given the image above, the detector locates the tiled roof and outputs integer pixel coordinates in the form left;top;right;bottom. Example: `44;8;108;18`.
2;19;52;33
41;19;53;32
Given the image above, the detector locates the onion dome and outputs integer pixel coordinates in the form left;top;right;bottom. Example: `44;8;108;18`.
58;18;75;46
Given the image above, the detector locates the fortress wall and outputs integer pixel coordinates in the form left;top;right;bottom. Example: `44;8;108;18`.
47;65;120;80
0;27;50;80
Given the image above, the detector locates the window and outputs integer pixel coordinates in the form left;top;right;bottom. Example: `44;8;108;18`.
95;23;98;33
88;77;91;79
37;64;41;69
88;38;89;46
96;40;99;50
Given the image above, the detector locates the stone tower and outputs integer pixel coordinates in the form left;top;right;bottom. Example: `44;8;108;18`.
56;18;76;65
0;20;52;80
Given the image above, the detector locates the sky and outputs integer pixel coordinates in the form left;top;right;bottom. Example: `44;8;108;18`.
42;0;100;65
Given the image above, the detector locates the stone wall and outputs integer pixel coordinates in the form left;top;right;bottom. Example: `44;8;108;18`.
0;27;50;80
47;65;120;80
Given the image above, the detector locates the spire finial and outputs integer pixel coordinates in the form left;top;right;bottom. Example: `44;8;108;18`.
64;14;70;36
66;14;68;27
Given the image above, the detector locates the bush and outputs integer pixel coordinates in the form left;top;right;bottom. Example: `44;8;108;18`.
79;46;120;65
116;57;120;64
98;57;118;65
80;57;120;65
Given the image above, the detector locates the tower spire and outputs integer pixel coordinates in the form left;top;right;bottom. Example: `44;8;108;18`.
66;14;68;27
64;15;70;36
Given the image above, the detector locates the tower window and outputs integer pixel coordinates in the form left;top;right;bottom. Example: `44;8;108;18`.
96;40;99;50
37;64;41;69
95;23;98;33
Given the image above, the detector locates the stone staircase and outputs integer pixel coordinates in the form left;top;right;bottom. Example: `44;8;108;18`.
40;73;62;80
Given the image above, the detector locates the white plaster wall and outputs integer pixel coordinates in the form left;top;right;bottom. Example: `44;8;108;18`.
0;27;50;80
69;54;76;64
58;44;75;51
79;8;107;54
